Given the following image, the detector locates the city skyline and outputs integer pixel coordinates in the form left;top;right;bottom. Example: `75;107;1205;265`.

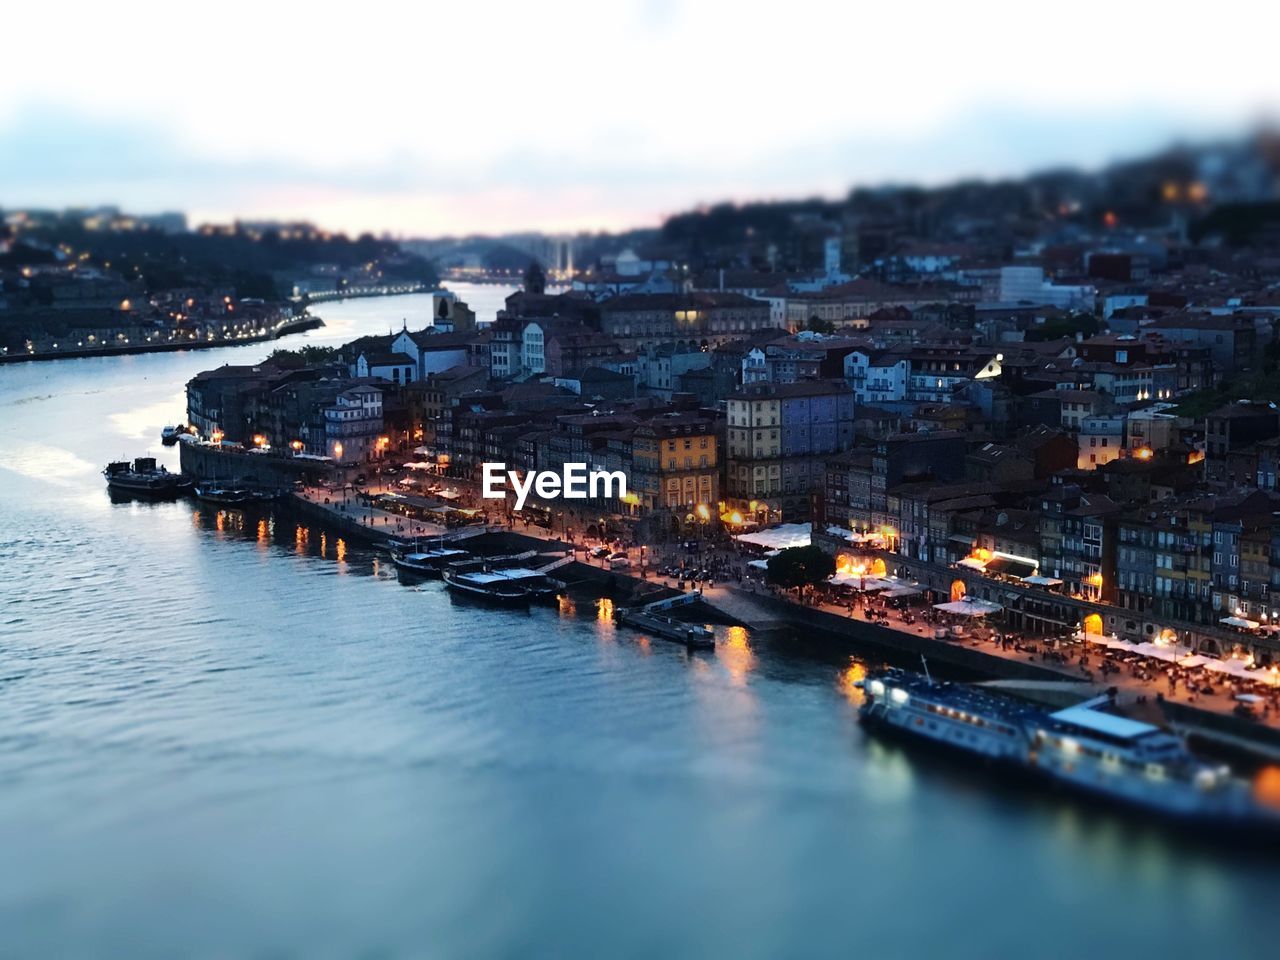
4;1;1277;236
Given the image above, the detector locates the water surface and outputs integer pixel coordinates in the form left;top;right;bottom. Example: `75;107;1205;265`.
0;291;1273;958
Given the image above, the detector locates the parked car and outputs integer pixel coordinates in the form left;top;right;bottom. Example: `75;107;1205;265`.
609;557;632;569
608;551;628;561
353;474;367;485
590;546;610;559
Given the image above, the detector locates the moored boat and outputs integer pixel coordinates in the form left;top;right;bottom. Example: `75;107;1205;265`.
442;566;561;606
195;484;256;506
103;458;194;499
442;568;535;606
391;544;471;576
859;667;1279;830
160;424;190;445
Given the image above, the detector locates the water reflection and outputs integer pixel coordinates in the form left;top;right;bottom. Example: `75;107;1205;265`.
839;660;867;705
0;441;99;485
107;389;186;442
716;625;755;687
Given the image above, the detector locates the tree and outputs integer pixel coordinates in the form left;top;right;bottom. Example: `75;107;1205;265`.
766;545;835;591
267;345;338;369
807;315;835;335
523;260;547;295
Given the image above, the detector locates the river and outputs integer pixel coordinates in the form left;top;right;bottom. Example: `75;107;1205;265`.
0;289;1273;958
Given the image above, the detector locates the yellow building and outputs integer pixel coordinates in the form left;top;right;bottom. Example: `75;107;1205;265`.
632;413;720;518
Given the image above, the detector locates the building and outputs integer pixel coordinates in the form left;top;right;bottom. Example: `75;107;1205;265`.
323;384;384;464
1144;314;1258;373
725;380;856;521
631;412;720;526
598;292;776;351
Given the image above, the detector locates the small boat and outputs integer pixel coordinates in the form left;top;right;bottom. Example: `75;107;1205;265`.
442;568;535;606
390;543;470;576
160;424;190;445
103;458;194;499
194;484;255;506
442;566;561;606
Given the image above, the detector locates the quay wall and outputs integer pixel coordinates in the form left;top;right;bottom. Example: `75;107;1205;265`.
279;493;395;547
180;443;331;487
729;591;1073;682
557;561;678;605
1160;699;1280;762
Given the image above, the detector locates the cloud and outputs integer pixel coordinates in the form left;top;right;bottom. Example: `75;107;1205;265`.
1;0;1276;234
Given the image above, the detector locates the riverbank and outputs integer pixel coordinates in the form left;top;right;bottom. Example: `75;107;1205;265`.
183;453;1280;760
698;583;1280;764
299;282;437;305
0;315;324;365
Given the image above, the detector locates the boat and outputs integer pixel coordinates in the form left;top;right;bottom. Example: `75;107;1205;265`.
103;458;194;499
859;667;1277;828
442;566;561;606
194;484;256;506
160;424;189;445
616;608;715;649
390;542;470;576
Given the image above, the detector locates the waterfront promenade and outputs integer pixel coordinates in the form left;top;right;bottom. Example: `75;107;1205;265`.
264;468;1280;750
696;580;1280;758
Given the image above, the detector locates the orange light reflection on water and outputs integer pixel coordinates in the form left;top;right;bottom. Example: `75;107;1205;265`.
1255;765;1280;810
717;625;755;686
840;661;867;705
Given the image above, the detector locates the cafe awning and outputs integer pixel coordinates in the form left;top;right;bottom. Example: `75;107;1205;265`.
734;523;812;551
1203;659;1257;680
957;557;986;571
934;598;1002;617
1131;641;1190;663
986;556;1037;579
1021;574;1063;587
1219;616;1261;630
884;585;922;598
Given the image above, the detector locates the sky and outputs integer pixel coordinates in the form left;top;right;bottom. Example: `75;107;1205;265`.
2;0;1277;238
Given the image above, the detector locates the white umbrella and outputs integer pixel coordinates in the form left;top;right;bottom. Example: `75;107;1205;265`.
934;598;1002;617
1219;615;1260;630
